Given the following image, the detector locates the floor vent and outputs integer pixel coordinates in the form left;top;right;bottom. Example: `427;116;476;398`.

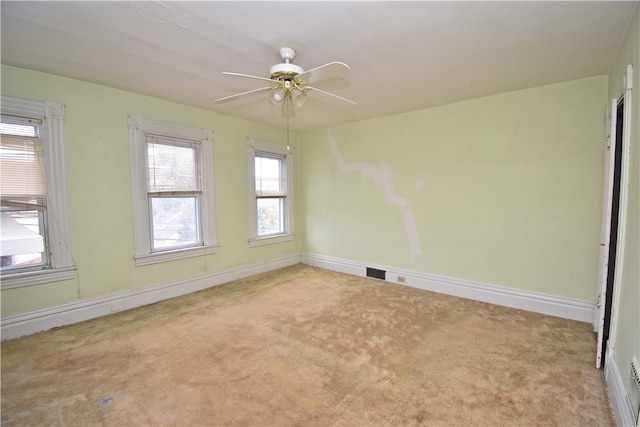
366;267;386;280
629;359;640;425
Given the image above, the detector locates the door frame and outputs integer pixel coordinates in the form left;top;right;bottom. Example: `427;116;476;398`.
595;64;633;369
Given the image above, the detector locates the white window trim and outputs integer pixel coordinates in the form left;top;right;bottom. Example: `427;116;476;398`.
129;115;218;266
1;96;76;289
247;138;294;247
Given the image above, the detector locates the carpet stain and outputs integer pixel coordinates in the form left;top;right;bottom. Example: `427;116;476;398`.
98;396;114;407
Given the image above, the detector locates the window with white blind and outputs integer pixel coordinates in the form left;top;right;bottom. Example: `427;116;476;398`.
129;116;217;266
147;136;201;250
1;118;47;271
247;138;294;246
0;96;75;288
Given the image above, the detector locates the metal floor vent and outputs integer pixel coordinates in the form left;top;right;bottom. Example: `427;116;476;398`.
629;359;640;425
366;267;386;280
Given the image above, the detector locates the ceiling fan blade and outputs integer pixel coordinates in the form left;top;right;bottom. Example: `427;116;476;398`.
305;86;357;106
297;62;350;84
214;86;273;103
222;72;277;84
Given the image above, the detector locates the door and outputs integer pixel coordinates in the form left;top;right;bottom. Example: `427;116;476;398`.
595;97;624;369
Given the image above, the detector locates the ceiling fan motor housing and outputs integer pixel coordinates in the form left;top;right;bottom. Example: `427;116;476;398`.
271;47;304;81
270;63;304;81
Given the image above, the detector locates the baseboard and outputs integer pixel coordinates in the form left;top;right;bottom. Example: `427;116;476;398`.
1;252;596;341
301;253;594;323
605;351;636;426
1;254;300;341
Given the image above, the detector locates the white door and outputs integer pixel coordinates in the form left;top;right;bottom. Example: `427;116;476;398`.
595;98;618;369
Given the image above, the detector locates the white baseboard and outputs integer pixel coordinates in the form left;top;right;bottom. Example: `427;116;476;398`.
605;350;636;427
1;254;300;341
1;252;596;341
301;253;594;323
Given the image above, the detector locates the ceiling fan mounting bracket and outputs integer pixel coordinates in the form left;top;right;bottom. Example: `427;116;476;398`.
279;47;296;63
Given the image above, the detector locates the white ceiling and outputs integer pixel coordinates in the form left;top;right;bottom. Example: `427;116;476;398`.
1;1;638;129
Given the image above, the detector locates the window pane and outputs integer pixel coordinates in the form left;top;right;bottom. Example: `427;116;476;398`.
0;208;46;270
1;114;48;272
147;142;199;192
150;197;200;249
255;155;284;197
257;197;284;236
0;122;38;137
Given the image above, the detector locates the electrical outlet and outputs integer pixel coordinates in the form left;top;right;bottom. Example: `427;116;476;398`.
397;276;406;283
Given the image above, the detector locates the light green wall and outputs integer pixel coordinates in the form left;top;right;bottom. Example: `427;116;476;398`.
0;58;620;324
1;65;300;316
608;3;640;402
2;14;637;415
300;76;607;301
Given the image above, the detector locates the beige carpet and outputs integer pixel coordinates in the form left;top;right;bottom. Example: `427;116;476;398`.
1;265;613;426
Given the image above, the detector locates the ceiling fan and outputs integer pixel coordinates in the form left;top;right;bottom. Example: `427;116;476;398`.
214;47;356;119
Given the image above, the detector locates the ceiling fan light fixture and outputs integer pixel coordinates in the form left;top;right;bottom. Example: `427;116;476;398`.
270;88;285;106
292;90;307;109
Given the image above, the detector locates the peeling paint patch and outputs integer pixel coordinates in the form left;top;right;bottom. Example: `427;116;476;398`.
328;130;422;263
130;2;192;28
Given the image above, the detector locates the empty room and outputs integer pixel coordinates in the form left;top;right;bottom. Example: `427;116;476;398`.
1;1;639;426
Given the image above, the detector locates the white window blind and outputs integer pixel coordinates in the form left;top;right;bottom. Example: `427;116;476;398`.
255;153;286;198
0;120;45;203
145;133;203;251
146;134;201;196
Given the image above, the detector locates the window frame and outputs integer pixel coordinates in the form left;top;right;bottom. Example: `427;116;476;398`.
247;138;294;247
1;96;75;289
129;115;217;266
146;135;203;252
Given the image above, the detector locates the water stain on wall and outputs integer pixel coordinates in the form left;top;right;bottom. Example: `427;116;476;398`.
327;130;422;263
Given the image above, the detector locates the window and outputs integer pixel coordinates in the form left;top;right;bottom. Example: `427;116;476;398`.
129;116;217;266
1;119;47;270
0;96;75;288
147;136;201;250
247;138;294;246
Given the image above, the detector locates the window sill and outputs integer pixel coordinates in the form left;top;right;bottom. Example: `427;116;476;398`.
0;266;77;289
249;233;294;247
134;244;219;267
